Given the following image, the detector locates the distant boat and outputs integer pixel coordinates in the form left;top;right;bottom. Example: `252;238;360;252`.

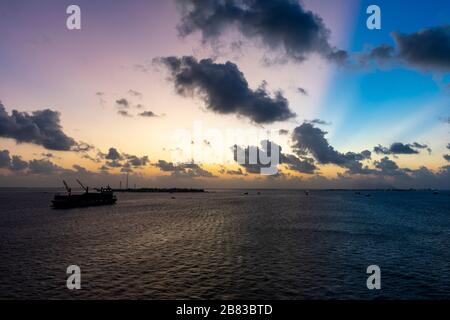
52;180;117;209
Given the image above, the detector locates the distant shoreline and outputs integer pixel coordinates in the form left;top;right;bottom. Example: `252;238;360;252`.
112;188;205;193
0;187;449;192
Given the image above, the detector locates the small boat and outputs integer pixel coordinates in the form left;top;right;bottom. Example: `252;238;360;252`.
52;180;117;209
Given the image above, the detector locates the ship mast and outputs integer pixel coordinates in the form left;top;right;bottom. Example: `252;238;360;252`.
76;179;88;193
62;180;71;195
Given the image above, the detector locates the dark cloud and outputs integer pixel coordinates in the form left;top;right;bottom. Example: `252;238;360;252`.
176;0;346;64
0;103;76;151
118;110;133;117
444;154;450;162
363;26;450;72
447;143;450;150
28;159;62;175
280;153;317;174
374;142;429;155
154;160;177;172
125;155;149;167
10;155;28;171
306;119;331;126
366;44;396;62
156;56;296;123
393;26;450;71
99;147;150;170
278;129;289;135
291;122;372;174
105;148;122;160
297;87;308;96
139;111;157;118
116;98;130;108
373;157;405;176
153;160;215;178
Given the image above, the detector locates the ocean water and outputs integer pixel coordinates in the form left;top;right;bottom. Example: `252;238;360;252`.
0;189;449;300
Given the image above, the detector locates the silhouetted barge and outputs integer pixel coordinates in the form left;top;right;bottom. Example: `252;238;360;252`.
52;180;117;209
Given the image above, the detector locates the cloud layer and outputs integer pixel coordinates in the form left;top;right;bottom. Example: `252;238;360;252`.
154;160;215;178
291;122;372;174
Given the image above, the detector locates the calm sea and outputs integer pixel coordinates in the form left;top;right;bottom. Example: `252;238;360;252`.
0;189;449;299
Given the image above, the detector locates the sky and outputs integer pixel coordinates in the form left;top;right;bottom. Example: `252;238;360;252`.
0;0;449;189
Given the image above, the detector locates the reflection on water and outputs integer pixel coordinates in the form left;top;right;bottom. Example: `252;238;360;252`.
0;189;449;299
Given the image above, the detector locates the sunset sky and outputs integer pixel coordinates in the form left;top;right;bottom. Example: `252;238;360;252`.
0;0;449;189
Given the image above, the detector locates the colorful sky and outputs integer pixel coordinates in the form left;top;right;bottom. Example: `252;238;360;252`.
0;0;449;189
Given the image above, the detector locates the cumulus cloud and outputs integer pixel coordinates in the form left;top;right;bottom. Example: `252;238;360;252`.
291;122;372;174
444;154;450;162
0;103;76;151
139;111;158;118
153;160;215;178
99;147;150;170
373;156;404;176
118;110;133;117
156;56;296;123
10;155;28;171
374;142;429;155
362;25;450;72
126;155;149;167
176;0;346;64
116;98;130;108
280;153;317;174
393;26;450;71
105;148;122;160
